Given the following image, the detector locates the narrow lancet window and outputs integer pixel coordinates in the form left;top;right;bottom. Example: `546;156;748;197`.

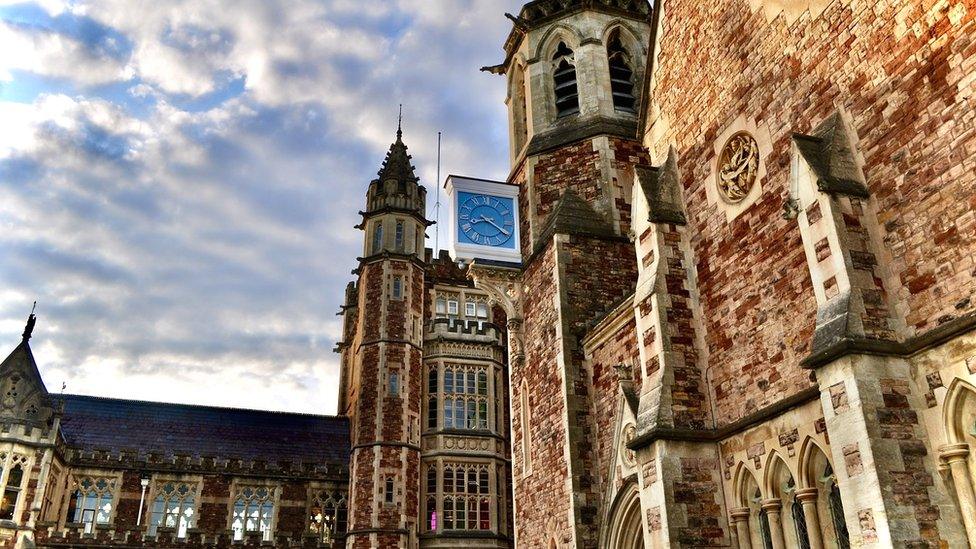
607;32;636;112
552;42;579;117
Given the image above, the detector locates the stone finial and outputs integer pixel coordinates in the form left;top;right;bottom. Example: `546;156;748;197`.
635;146;686;225
792;110;869;198
22;303;37;342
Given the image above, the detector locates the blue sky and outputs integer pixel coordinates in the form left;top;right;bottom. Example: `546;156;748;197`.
0;0;523;414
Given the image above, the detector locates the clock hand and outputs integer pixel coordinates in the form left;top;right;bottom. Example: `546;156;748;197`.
480;216;511;236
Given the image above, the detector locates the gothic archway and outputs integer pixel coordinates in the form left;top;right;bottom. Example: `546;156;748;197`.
604;480;644;549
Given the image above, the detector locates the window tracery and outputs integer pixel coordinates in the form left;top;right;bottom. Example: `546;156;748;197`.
552;42;579;117
442;464;490;531
822;464;850;548
148;480;197;538
0;454;28;521
442;365;489;430
231;484;276;541
67;475;118;532
308;488;347;542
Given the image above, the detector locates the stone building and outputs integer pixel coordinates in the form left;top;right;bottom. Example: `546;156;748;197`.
0;318;351;548
464;0;976;547
3;0;976;547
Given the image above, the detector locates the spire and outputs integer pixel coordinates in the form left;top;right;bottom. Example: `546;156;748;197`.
376;119;419;186
397;103;403;140
22;302;36;342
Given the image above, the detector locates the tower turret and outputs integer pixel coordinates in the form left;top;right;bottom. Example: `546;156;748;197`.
341;126;431;548
491;0;652;247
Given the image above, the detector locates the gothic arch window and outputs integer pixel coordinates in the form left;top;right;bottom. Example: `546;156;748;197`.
308;487;347;542
607;30;636;112
67;474;119;533
395;220;405;251
0;461;24;521
757;494;774;549
552;42;579;117
824;464;851;549
372;222;383;254
786;476;811;549
511;64;529;154
231;484;276;541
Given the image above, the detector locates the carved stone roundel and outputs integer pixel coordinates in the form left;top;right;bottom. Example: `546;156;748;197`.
718;132;760;203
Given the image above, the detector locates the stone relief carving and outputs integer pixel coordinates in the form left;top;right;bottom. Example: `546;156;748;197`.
718;132;760;203
622;424;637;466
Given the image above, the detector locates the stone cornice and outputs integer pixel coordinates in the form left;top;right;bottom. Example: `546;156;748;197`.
800;310;976;369
627;387;821;450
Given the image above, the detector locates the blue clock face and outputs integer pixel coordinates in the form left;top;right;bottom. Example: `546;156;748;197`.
457;192;516;249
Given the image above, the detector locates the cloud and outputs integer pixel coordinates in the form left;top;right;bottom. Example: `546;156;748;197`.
0;0;523;414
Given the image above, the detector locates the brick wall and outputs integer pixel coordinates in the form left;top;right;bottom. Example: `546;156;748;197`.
644;0;976;425
584;314;639;507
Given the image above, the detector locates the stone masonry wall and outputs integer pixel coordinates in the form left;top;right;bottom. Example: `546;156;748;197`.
513;243;570;548
644;0;976;425
583;313;640;516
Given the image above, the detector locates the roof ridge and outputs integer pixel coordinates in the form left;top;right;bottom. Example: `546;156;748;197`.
56;393;348;420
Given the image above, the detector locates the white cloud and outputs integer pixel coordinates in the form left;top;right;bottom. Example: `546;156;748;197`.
0;0;525;414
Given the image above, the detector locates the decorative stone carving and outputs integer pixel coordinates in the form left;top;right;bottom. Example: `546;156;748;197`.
717;132;760;203
622;424;637;466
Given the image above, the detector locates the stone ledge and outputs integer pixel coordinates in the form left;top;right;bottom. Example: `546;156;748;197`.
627;387;821;450
800;310;976;369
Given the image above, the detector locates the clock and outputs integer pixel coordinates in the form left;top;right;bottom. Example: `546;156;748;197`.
457;192;516;248
445;176;522;263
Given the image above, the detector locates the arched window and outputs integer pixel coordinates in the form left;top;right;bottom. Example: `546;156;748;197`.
825;464;851;548
426;497;437;531
607;31;636;112
308;488;347;541
395;220;405;251
511;65;529;153
781;475;810;549
372;223;383;254
148;481;197;538
0;464;24;521
756;488;773;549
552;42;579;117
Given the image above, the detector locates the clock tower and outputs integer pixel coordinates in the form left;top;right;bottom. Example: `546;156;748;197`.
340;123;430;549
473;2;654;547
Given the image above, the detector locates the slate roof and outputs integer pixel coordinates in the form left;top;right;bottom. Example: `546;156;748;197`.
55;394;350;465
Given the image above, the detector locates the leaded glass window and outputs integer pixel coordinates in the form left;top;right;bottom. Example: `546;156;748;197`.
824;464;851;549
231;485;275;541
757;488;773;549
309;488;346;542
69;476;117;533
148;481;197;538
440;365;491;430
0;460;24;521
395;221;404;252
372;223;383;254
441;464;491;531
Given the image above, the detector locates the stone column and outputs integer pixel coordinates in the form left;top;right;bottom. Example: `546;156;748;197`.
795;488;824;549
761;500;786;549
940;443;976;547
730;508;753;549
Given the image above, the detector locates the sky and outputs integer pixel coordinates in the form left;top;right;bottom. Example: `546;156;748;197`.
0;0;524;415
